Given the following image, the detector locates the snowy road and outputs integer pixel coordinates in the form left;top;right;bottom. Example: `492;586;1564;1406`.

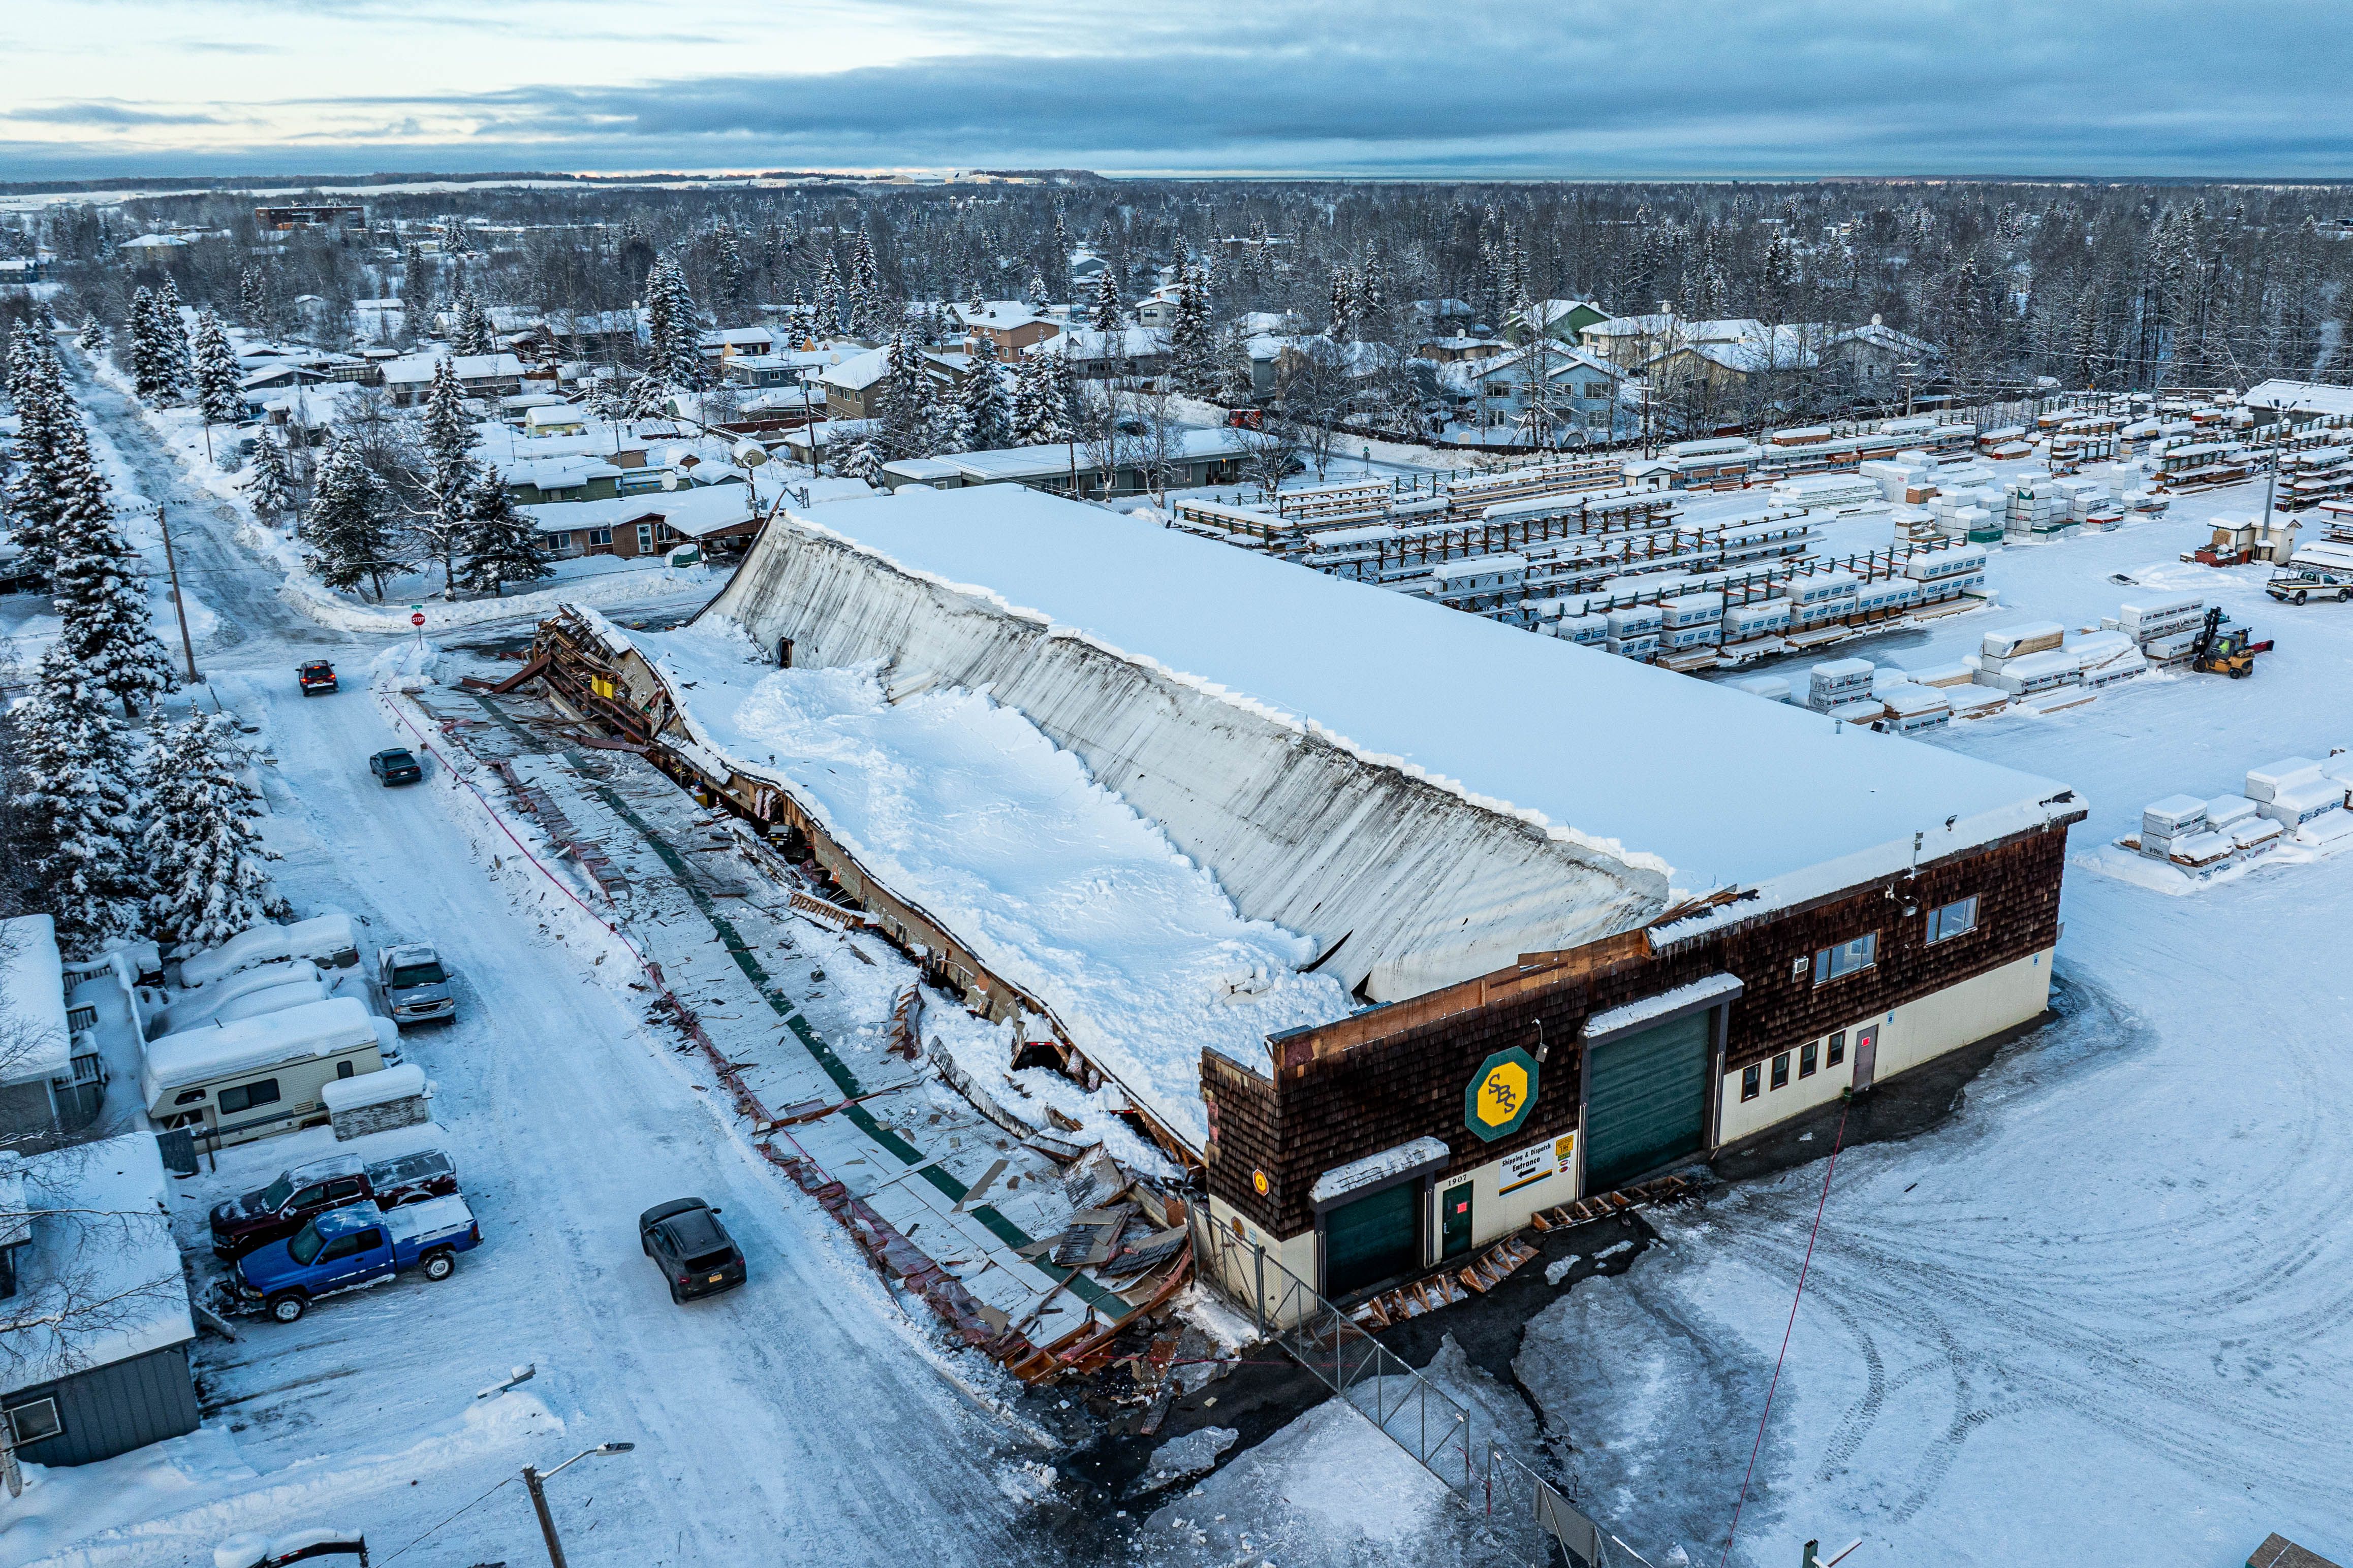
17;357;1044;1567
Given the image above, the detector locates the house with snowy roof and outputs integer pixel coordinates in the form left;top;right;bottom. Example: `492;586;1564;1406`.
0;916;106;1147
1827;317;1942;398
1024;326;1171;380
1509;298;1613;343
0;1132;201;1466
814;347;971;421
948;300;1062;364
380;351;528;407
520;480;762;560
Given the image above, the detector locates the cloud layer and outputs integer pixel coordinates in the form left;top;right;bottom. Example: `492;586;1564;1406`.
6;0;2350;177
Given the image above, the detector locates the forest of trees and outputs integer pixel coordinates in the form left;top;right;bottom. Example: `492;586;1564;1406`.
3;175;2344;441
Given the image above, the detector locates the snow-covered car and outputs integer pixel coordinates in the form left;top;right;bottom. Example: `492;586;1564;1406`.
368;748;422;785
376;942;455;1027
639;1198;747;1303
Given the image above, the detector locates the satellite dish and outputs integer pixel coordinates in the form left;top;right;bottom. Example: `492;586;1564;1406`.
660;469;680;491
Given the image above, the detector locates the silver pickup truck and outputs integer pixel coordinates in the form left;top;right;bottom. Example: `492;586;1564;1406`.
377;943;456;1027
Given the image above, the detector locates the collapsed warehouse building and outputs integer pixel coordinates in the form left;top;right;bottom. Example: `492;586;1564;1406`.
527;485;2086;1315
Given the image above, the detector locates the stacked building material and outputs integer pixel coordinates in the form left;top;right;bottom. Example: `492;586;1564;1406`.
1807;657;1876;712
1902;545;1989;599
1975;647;2084;696
2246;758;2347;830
1982;622;2067;662
1604;603;1661;658
1771;473;1884;510
1658;592;1724;651
2138;794;2208;860
1722;598;1792;642
1550;611;1609;646
1875;682;1953;733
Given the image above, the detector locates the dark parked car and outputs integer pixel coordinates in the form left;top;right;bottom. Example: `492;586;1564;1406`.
298;660;338;695
369;748;422;785
639;1198;746;1302
210;1146;460;1259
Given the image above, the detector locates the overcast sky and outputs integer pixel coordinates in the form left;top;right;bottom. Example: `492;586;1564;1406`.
3;0;2349;181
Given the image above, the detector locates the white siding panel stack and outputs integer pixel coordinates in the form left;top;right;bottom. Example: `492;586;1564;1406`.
2244;757;2324;802
1807;657;1875;711
1722;599;1792;641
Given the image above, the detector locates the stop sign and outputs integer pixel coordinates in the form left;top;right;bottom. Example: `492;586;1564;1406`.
411;612;426;626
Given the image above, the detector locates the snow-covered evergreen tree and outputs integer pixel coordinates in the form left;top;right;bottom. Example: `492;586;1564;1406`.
1215;325;1258;406
873;336;937;461
415;358;480;596
1088;267;1123;333
838;440;883;486
814;252;844;335
142;712;287;950
643;255;704;387
456;466;551;595
49;412;177;715
154;280;191;395
1170;267;1215;397
450;286;493;356
4;326;70;586
13;646;144;955
399;244;433;320
303;439;401;600
76;313;106;354
243;431;296;520
127;286;166;399
1011;351;1069;445
956;364;1013;452
239;265;268;329
192;309;244;429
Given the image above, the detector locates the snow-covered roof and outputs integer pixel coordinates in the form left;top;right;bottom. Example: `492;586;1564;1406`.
768;487;2077;913
1834;322;1942;358
1027;327;1169;361
935;427;1252;484
381;351;528;386
506;456;623;490
947;300;1052;330
141;996;380;1100
1308;1137;1450;1206
2243;380;2353;420
0;914;71;1086
181;913;357;986
1582;973;1743;1040
698;327;774;350
522;483;761;538
2;1132;195;1396
321;1061;429;1112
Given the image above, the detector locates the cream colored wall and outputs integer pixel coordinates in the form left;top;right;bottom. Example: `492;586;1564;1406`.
1715;946;2053;1146
1203;1192;1323;1325
1433;1130;1583;1256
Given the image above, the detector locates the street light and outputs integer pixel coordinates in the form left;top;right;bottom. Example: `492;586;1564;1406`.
520;1442;634;1568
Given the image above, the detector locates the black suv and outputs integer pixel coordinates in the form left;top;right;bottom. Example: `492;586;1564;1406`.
368;748;423;785
639;1198;746;1302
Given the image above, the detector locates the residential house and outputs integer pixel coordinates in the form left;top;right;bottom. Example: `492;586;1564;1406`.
1580;313;1766;369
1448;343;1626;439
1418;335;1509;365
697;327;776;362
1134;285;1185;328
255;204;364;230
521;402;589;438
876;427;1253;498
815;347;969;421
1827;318;1942;400
1025;326;1171;381
381;352;528;407
0;1132;202;1467
0;917;105;1148
1510;299;1613;343
950;300;1062;364
1639;325;1828;399
521;481;762;561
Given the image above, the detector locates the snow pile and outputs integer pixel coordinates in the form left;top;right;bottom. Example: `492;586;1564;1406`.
368;638;442;690
1124;1425;1238;1497
647;624;1354;1150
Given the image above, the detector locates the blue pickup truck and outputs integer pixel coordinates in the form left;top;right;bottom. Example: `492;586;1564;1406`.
235;1195;481;1323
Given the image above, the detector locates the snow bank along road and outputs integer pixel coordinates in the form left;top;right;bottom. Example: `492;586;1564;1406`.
26;359;1044;1566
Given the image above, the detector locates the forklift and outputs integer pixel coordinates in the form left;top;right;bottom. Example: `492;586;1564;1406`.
2190;606;2272;678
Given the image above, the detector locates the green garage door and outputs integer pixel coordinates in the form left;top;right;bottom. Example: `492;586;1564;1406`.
1583;1009;1714;1193
1323;1183;1421;1299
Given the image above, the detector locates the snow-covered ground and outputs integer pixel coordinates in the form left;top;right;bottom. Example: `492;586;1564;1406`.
1507;487;2353;1568
6;350;1058;1568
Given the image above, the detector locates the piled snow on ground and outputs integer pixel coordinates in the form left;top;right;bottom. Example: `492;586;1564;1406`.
647;622;1354;1148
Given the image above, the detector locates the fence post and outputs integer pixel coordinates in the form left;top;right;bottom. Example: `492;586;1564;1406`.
1252;1241;1267;1338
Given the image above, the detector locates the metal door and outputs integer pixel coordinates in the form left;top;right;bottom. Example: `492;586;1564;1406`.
1583;1009;1714;1193
1852;1024;1879;1090
1440;1182;1473;1260
1323;1183;1421;1299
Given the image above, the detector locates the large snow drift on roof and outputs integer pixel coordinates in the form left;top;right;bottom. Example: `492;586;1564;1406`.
706;493;1671;1000
705;486;2072;997
649;625;1352;1149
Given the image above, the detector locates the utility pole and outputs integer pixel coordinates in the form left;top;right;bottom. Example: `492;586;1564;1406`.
155;504;201;685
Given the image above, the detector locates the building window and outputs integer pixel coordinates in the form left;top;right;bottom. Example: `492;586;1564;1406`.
587;528;613;547
1813;932;1877;985
1771;1052;1791;1090
5;1397;61;1446
1800;1041;1818;1078
547;531;572;550
1826;1031;1846;1068
1741;1064;1761;1101
1926;895;1980;945
218;1078;281;1116
636;524;655;554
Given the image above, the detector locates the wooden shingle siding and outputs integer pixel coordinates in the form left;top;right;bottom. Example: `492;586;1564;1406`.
1203;823;2069;1238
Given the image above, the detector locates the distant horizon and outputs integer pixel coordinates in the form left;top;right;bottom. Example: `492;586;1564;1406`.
6;0;2347;190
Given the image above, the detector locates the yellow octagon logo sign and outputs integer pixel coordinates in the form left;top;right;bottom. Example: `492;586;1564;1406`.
1464;1046;1541;1142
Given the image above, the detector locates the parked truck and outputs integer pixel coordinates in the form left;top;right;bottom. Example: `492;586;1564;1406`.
375;943;455;1027
233;1195;481;1322
209;1145;460;1259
